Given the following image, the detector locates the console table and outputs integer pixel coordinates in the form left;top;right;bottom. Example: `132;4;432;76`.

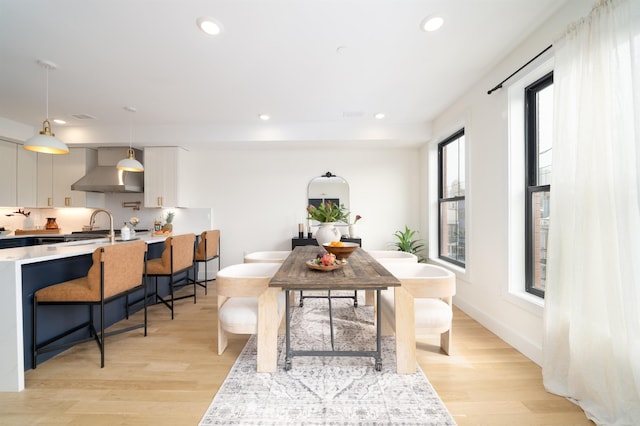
291;237;361;249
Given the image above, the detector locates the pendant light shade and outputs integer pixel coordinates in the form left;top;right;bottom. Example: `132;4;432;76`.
117;147;144;172
117;106;144;172
24;60;69;155
24;119;69;154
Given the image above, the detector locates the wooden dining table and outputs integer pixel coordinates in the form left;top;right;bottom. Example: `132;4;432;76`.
268;245;400;371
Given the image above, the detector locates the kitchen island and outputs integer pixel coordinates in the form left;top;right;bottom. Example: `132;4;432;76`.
0;232;169;392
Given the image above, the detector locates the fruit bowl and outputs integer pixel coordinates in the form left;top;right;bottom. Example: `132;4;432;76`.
322;242;359;260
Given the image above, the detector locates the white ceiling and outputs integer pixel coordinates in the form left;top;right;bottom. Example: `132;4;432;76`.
0;0;566;149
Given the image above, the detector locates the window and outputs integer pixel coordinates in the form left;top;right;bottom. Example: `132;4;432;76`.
525;72;553;298
438;129;465;267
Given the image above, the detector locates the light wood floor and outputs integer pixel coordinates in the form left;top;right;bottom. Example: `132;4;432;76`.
0;284;592;425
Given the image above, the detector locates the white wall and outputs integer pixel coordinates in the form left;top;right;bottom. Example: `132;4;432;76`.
423;0;592;365
187;145;422;266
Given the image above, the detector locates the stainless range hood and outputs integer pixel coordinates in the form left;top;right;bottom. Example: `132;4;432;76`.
71;147;144;193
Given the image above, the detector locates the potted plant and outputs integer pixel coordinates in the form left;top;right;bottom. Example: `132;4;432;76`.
307;201;349;245
306;201;349;223
392;225;426;262
162;211;174;233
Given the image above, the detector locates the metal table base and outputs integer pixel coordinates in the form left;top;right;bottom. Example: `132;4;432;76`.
284;288;383;371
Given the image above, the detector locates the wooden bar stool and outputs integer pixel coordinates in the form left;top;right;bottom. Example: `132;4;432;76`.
32;240;148;369
146;233;196;319
193;230;220;295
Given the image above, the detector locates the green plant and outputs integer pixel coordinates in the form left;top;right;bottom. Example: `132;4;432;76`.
165;211;175;224
307;201;349;223
393;225;426;262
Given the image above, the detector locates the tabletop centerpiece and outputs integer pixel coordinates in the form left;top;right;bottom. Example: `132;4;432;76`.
306;201;349;246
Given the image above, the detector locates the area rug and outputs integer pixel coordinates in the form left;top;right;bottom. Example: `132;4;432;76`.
199;294;456;425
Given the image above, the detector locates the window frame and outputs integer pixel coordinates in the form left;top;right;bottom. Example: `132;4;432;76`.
437;128;466;268
524;72;553;298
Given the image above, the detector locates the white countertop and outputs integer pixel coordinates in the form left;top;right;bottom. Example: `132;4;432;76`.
0;232;169;265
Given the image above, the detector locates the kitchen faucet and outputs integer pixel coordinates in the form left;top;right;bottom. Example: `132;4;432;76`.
89;209;115;243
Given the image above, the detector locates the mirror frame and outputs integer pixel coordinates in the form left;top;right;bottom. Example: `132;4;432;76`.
307;171;350;218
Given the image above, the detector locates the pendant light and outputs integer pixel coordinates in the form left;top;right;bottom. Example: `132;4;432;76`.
116;106;144;172
24;60;69;154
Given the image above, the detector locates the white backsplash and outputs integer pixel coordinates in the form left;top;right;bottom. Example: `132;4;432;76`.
1;192;213;235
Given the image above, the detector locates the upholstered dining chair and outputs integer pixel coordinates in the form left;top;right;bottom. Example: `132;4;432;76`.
216;263;285;372
379;263;456;373
366;250;418;264
243;250;290;264
243;251;293;305
193;229;220;295
32;240;147;369
146;233;196;319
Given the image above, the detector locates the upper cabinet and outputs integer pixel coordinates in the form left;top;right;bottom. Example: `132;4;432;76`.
0;140;37;207
143;147;190;208
36;147;104;208
0;140;17;206
17;147;37;207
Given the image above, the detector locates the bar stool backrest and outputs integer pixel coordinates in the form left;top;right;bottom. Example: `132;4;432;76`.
98;241;147;298
157;234;196;273
195;229;219;261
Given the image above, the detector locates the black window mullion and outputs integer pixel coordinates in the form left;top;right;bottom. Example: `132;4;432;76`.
437;129;465;267
524;72;553;298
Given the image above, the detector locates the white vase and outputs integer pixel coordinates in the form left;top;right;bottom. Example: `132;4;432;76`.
316;222;341;246
348;224;358;238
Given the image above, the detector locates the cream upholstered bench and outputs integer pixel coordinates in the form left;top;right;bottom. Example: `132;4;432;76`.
379;263;456;373
216;262;285;372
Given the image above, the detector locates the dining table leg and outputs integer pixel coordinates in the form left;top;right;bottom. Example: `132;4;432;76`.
284;290;292;370
256;287;279;373
394;286;416;374
375;289;382;371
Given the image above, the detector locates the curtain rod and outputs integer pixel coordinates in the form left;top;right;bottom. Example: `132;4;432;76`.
487;44;553;95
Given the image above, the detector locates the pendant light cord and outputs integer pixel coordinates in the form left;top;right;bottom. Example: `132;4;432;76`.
45;65;49;120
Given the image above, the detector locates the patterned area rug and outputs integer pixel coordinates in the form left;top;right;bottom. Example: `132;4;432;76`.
199;294;456;425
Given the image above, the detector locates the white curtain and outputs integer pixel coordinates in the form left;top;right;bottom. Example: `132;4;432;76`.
543;0;640;424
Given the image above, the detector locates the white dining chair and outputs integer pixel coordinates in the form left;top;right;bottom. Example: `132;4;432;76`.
216;262;285;372
366;250;418;264
379;263;456;373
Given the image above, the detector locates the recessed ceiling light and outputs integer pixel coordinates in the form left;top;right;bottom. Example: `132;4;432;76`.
197;17;223;36
374;113;385;120
259;114;270;121
421;15;444;32
52;119;66;125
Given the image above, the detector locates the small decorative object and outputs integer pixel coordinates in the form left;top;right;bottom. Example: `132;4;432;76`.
45;218;58;230
323;241;359;260
315;222;341;246
348;214;362;238
121;222;131;240
307;201;348;246
306;251;345;271
306;259;345;271
298;223;304;238
129;216;139;228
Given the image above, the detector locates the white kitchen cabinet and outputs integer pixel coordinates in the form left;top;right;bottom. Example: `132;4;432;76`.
144;146;190;208
36;147;104;208
17;147;37;207
0;140;17;206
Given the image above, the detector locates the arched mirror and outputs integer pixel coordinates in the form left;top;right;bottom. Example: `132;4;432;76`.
307;171;349;212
